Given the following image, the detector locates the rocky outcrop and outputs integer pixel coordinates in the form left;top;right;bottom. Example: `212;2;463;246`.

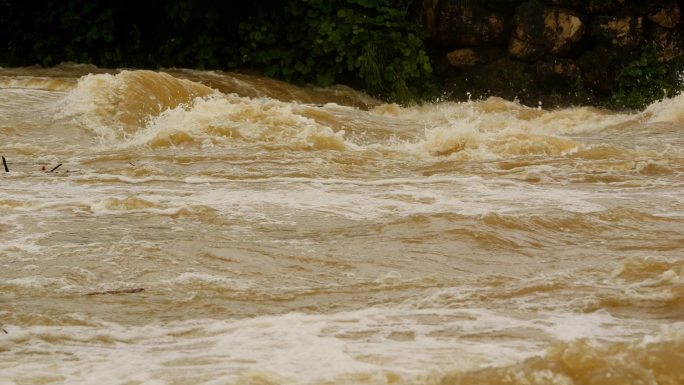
509;2;586;61
422;0;684;107
592;16;643;48
647;0;681;29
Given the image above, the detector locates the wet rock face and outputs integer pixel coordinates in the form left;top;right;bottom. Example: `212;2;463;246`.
535;59;583;97
423;0;684;107
647;0;681;28
536;59;581;80
578;45;623;92
509;2;586;61
446;48;481;68
427;0;509;47
446;57;539;103
592;16;644;48
446;47;504;68
543;7;586;54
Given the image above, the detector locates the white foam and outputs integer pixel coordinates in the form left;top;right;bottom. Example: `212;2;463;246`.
49;70;659;159
363;98;639;159
0;299;666;385
644;92;684;124
167;272;254;290
132;94;348;150
0;169;614;225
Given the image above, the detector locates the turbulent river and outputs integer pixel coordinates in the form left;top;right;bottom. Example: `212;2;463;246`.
0;64;683;385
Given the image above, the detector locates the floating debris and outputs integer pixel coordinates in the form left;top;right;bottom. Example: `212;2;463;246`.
85;288;145;296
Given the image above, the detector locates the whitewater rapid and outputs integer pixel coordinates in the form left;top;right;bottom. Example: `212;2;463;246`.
1;65;683;385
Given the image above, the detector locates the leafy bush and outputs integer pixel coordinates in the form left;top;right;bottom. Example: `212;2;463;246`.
0;0;433;103
238;0;433;102
611;44;684;110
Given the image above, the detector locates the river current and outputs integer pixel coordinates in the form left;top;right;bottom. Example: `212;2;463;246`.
1;65;683;385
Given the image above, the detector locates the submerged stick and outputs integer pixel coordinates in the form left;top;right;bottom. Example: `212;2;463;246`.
85;288;145;296
2;156;8;172
2;328;7;334
49;163;62;173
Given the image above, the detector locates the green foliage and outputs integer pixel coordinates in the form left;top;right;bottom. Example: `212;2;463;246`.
238;0;433;102
0;1;247;69
611;44;683;110
0;0;432;103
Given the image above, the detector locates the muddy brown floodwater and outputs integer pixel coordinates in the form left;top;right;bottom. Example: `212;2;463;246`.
1;65;683;385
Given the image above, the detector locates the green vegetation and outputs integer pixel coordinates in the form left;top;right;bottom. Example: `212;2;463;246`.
0;0;433;102
611;44;684;110
2;1;681;108
239;0;433;102
0;0;246;69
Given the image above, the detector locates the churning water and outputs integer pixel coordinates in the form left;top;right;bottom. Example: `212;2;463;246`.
1;65;683;385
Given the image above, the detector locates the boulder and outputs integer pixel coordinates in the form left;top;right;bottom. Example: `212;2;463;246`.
544;7;586;54
446;47;504;68
647;0;681;28
509;2;587;61
426;0;509;47
446;48;480;68
591;16;644;48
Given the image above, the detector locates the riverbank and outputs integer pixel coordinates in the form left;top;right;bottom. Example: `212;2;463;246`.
424;0;684;109
1;0;683;109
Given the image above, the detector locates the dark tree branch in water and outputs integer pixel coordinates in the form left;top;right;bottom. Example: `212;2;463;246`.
2;156;8;172
49;163;62;173
85;288;145;296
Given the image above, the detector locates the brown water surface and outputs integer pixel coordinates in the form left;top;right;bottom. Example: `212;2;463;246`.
1;65;683;385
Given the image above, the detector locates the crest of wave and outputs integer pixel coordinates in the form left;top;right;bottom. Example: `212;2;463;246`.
643;92;684;123
55;70;346;150
134;94;347;150
55;70;214;142
374;97;638;159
